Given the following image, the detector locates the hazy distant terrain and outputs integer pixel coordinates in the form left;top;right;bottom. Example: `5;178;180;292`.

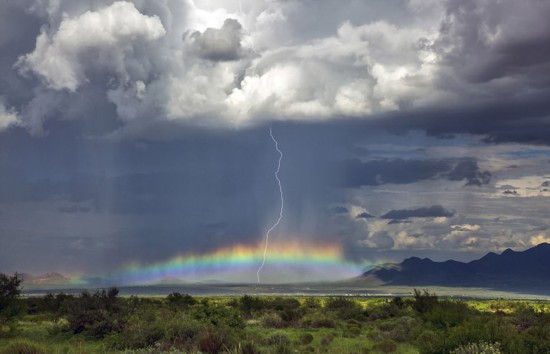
18;244;550;301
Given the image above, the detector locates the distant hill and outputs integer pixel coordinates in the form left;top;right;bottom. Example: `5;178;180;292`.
19;272;70;286
362;243;550;290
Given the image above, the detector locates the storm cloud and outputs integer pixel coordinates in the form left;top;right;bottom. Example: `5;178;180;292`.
0;0;546;143
381;206;455;220
339;158;491;188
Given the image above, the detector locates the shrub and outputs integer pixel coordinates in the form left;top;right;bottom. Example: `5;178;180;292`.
239;295;265;314
62;287;126;338
166;292;196;308
268;297;300;311
108;307;165;349
416;330;443;354
325;297;364;320
373;339;398;353
262;313;285;328
388;316;419;342
165;314;206;348
267;332;291;346
325;297;356;311
191;302;244;329
391;297;406;309
302;297;321;311
451;341;502;354
233;341;259;354
198;328;232;354
345;322;361;338
424;300;471;329
109;308;206;350
412;289;438;314
302;313;337;328
300;333;314;345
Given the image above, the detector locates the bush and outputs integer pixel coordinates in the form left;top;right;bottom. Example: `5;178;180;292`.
166;292;196;308
191;302;244;329
302;298;321;311
239;295;265;314
412;289;438;314
109;308;206;350
300;333;314;345
262;313;285;328
388;316;420;342
62;288;126;338
373;339;398;353
451;341;502;354
198;328;233;354
268;297;301;311
424;300;471;329
325;297;364;320
267;332;291;346
345;321;362;338
416;330;443;354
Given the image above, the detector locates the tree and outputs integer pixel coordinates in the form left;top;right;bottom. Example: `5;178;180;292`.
0;273;23;335
0;273;22;311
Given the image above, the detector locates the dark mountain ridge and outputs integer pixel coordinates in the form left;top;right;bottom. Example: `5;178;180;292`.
363;243;550;290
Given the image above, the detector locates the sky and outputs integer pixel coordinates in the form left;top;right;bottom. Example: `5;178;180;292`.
1;0;550;283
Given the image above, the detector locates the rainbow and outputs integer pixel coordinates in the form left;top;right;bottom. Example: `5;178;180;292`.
101;241;365;285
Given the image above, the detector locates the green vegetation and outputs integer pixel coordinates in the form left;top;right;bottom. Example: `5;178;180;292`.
3;274;550;353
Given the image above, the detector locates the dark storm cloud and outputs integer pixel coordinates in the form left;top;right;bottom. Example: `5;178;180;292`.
381;205;455;220
388;0;550;145
436;0;550;84
447;159;492;186
0;0;548;145
338;158;491;188
356;212;374;219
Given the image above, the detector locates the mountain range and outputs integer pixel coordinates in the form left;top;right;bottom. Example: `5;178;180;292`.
362;243;550;291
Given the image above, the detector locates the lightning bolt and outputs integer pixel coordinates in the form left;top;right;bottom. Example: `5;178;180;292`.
257;126;284;283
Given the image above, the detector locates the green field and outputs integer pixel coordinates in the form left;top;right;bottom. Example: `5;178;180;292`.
3;286;550;354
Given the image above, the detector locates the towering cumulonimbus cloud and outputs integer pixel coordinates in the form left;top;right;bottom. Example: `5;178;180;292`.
0;0;548;144
16;2;167;92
